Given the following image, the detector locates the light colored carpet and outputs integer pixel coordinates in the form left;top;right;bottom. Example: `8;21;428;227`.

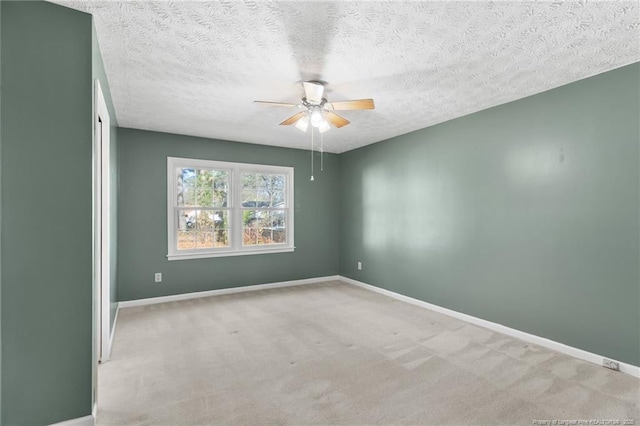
97;281;639;425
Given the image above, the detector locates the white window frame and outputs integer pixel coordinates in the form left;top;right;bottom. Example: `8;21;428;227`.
167;157;295;261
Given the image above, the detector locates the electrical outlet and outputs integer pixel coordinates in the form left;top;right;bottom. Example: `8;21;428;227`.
154;273;162;283
357;262;362;270
603;358;619;371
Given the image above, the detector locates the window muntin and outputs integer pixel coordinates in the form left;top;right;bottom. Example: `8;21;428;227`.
168;158;294;260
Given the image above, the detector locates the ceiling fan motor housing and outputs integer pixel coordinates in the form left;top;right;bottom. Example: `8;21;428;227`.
302;97;327;108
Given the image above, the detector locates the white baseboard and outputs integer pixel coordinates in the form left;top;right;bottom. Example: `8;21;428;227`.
339;275;640;378
49;414;94;426
118;275;341;308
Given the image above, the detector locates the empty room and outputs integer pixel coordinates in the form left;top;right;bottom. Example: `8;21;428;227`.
0;1;639;425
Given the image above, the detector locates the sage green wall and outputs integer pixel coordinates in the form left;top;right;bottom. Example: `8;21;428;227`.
117;128;339;301
1;2;93;424
0;0;3;419
92;23;119;332
339;63;640;366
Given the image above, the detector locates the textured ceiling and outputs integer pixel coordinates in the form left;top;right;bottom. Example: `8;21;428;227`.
51;1;639;153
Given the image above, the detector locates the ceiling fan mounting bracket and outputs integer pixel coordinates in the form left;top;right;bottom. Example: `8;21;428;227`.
302;97;328;108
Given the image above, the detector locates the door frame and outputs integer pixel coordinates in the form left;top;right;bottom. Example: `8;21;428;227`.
93;79;111;368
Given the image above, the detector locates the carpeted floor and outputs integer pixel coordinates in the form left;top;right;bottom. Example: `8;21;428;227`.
97;281;639;425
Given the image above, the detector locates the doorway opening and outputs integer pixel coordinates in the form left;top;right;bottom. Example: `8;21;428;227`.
93;79;112;414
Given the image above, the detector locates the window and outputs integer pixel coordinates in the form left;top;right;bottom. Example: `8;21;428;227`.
167;157;294;260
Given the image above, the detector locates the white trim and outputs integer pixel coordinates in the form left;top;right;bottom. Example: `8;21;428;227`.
49;414;94;426
167;157;295;261
94;79;111;365
338;276;640;378
118;275;340;308
167;247;295;261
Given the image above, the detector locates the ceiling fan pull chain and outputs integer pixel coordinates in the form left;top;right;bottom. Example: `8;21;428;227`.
320;131;324;172
310;127;314;182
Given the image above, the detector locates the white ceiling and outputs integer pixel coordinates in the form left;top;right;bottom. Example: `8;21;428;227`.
52;1;639;153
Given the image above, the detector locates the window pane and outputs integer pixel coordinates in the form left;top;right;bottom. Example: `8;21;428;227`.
177;168;196;207
242;173;256;189
272;191;285;207
243;210;257;227
272;229;286;243
196;210;215;231
215;229;229;247
177;209;196;231
242;190;256;207
196;189;211;207
272;210;287;243
177;209;199;250
243;210;258;246
212;210;230;247
255;210;272;245
213;210;229;231
177;230;196;249
257;189;270;207
195;169;213;206
271;174;285;191
197;232;214;249
196;186;213;207
213;171;228;207
272;210;286;228
256;174;269;189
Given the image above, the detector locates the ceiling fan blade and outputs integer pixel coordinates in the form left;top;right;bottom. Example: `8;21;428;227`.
303;81;325;104
253;101;298;107
280;111;307;126
326;99;375;110
324;111;350;128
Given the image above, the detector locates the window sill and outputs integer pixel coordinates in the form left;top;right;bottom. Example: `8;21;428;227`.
167;247;295;261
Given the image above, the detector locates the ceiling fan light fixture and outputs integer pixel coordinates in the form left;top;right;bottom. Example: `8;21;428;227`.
318;120;331;133
310;110;324;127
295;115;310;132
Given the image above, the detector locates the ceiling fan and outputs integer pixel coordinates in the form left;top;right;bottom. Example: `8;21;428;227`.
254;81;374;133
